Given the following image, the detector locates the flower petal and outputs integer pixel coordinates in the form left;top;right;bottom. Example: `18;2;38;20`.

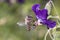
47;20;56;28
36;9;48;20
41;19;56;28
32;4;40;13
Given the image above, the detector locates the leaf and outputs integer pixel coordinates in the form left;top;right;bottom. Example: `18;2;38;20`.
44;1;52;15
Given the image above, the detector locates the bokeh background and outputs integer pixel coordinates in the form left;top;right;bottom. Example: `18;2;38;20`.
0;0;60;40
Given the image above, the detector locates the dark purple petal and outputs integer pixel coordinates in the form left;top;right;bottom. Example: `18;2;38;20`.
32;4;40;13
41;19;56;28
36;9;48;20
47;20;56;28
32;4;48;20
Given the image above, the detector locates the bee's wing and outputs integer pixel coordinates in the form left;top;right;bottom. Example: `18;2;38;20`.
17;22;26;27
17;16;31;26
17;22;31;31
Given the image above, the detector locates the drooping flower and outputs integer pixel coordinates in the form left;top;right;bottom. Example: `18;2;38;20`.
32;4;56;28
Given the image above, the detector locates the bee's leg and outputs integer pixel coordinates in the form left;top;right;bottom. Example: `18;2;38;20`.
26;23;31;31
27;26;31;31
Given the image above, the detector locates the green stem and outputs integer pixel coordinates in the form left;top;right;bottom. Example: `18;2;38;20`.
51;1;60;25
44;28;52;40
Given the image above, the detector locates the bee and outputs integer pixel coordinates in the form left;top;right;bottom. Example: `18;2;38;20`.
25;15;42;31
17;15;43;31
25;15;33;31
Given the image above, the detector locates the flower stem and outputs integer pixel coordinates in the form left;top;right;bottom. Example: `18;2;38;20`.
49;30;53;40
51;0;60;25
44;28;52;40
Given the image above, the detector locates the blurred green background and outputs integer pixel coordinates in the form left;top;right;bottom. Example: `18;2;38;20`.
0;0;60;40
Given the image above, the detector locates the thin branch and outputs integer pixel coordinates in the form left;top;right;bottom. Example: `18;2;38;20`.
44;28;52;40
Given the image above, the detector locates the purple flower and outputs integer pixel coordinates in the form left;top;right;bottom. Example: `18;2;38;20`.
32;4;56;28
17;0;25;4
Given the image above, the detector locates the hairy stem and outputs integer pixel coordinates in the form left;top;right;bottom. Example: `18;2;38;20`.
44;28;52;40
